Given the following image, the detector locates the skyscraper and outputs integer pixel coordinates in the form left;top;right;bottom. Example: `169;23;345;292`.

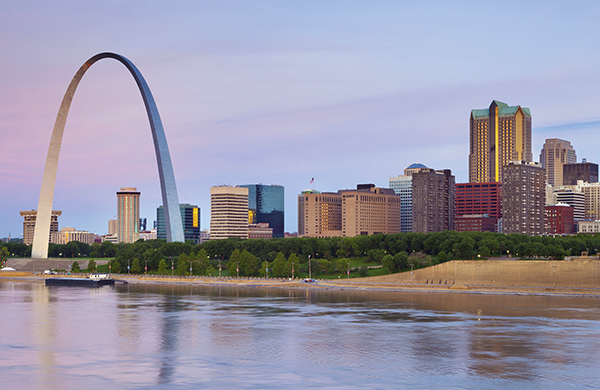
469;100;532;183
117;187;140;243
411;169;455;233
502;161;545;236
239;184;284;238
389;163;429;233
540;138;576;186
210;186;249;240
157;204;200;243
20;210;61;245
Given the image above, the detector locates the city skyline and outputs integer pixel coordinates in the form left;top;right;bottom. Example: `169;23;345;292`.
2;1;600;237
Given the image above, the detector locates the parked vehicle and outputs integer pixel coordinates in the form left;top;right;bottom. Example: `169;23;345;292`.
44;270;57;275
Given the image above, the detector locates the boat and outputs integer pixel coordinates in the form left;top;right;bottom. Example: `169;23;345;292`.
45;274;116;287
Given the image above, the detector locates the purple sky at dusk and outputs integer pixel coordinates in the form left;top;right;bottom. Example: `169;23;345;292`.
2;1;600;238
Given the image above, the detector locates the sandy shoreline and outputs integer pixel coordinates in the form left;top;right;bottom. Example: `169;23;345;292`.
2;272;600;298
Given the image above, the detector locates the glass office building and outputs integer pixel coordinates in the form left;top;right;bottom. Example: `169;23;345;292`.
388;175;413;233
157;204;200;244
240;184;284;238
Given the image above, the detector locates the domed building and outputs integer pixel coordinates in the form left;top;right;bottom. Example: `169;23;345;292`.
404;163;428;173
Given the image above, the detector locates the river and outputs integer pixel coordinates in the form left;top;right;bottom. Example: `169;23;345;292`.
1;280;599;389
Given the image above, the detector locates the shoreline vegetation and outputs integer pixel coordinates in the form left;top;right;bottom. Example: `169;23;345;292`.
3;231;600;297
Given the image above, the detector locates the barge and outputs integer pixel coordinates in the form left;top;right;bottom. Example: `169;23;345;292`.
45;274;116;287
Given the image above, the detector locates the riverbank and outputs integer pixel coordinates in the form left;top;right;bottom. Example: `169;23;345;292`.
2;271;600;298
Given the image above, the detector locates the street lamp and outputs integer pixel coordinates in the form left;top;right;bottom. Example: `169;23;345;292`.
308;255;312;279
145;258;147;275
236;261;239;278
219;259;222;277
190;260;193;276
291;262;295;279
128;259;130;274
347;263;350;280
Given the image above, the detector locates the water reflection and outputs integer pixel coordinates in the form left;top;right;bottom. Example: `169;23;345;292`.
1;280;600;389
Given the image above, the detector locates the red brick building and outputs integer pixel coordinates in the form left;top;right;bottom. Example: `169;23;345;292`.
545;204;574;235
248;223;273;239
455;214;496;232
455;182;502;232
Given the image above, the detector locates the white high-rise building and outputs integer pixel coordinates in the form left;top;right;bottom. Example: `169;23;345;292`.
210;186;249;240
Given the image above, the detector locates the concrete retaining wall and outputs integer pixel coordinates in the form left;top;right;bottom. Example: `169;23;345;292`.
371;258;600;288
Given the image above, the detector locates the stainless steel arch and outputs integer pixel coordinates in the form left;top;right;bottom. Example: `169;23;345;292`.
32;52;184;258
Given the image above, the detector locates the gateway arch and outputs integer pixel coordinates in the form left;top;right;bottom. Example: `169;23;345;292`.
31;52;184;259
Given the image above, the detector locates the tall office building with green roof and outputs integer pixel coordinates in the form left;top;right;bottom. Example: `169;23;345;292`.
469;100;532;183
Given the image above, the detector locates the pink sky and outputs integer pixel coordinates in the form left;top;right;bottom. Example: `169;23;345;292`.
2;1;600;238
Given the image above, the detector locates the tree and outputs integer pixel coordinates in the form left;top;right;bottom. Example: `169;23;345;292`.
548;245;566;260
286;253;299;278
87;259;96;273
109;258;121;273
407;252;431;269
272;252;286;277
131;258;142;274
381;254;395;274
206;265;216;276
478;246;491;259
393;251;409;270
479;236;500;255
318;259;333;274
193;250;208;275
336;258;351;274
228;249;241;276
99;241;116;257
339;238;353;258
367;249;386;263
0;246;9;267
358;266;369;277
157;259;168;274
72;261;81;272
240;250;259;276
260;260;270;278
62;241;79;258
176;253;189;275
453;237;476;259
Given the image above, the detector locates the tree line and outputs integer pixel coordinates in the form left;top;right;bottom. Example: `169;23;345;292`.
3;231;600;277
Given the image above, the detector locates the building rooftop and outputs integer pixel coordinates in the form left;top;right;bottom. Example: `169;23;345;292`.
471;100;531;119
405;162;428;170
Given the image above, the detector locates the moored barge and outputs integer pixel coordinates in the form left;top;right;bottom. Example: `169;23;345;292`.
45;274;116;287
